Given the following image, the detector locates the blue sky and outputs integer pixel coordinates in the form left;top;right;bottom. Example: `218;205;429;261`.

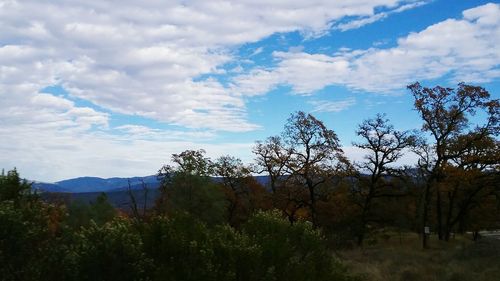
1;0;499;181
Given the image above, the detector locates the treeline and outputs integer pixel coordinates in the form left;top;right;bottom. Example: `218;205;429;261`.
0;82;499;280
150;82;499;247
0;169;355;281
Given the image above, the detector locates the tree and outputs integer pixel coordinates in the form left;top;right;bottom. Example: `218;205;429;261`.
0;169;71;281
408;82;499;248
253;136;305;223
66;193;116;229
252;136;292;200
351;114;415;246
213;155;266;225
252;112;349;226
156;149;227;225
438;134;500;240
283;111;348;226
0;168;34;205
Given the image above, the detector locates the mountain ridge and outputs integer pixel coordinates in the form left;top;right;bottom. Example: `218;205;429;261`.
32;175;271;194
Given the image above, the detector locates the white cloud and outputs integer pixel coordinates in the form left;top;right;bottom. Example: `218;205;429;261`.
233;3;500;94
309;98;356;113
334;1;429;31
0;0;437;180
250;47;264;56
0;0;424;131
114;125;216;141
232;52;351;95
0;123;255;182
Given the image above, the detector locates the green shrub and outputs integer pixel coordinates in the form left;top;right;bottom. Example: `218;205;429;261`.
142;211;356;281
142;213;216;281
0;200;74;281
243;210;356;281
74;218;151;281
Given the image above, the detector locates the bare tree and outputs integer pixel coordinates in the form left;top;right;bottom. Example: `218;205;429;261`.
127;178;150;222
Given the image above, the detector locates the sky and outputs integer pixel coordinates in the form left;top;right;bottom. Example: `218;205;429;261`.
1;0;499;182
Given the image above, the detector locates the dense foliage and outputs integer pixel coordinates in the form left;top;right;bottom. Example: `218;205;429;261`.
0;170;356;281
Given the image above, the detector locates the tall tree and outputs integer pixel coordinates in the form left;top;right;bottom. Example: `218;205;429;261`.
408;82;499;248
282;111;347;226
439;134;500;240
352;114;415;246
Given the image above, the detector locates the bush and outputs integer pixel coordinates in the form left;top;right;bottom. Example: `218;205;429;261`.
142;213;215;281
141;211;356;281
243;210;356;281
0;200;73;281
73;218;151;281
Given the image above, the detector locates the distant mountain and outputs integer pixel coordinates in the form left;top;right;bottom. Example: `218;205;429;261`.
32;175;161;193
33;174;271;210
32;175;271;194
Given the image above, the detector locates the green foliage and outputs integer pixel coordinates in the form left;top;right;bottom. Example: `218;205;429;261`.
0;200;46;280
0;199;73;281
141;211;355;281
66;193;117;229
162;173;227;225
73;218;151;281
66;200;92;228
0;168;357;281
0;168;34;204
243;210;354;281
156;149;227;225
209;224;262;281
0;169;59;280
143;213;217;281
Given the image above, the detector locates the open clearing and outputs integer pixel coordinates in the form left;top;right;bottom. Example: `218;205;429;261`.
338;233;500;281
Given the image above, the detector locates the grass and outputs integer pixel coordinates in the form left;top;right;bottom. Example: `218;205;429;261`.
336;231;500;281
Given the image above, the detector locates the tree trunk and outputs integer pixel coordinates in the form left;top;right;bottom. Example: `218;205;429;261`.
309;188;317;227
444;190;456;241
357;192;373;247
436;188;443;240
422;181;432;249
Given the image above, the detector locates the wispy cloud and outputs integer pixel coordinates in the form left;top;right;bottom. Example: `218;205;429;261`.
309;98;356;113
334;1;430;31
250;47;264;57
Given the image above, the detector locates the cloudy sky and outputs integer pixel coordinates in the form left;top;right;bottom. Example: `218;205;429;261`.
1;0;499;182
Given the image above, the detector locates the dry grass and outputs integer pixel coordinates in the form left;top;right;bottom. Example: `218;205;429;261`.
336;232;500;281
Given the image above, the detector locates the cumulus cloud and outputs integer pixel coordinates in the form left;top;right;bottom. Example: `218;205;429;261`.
0;0;446;180
233;3;500;94
0;0;424;131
